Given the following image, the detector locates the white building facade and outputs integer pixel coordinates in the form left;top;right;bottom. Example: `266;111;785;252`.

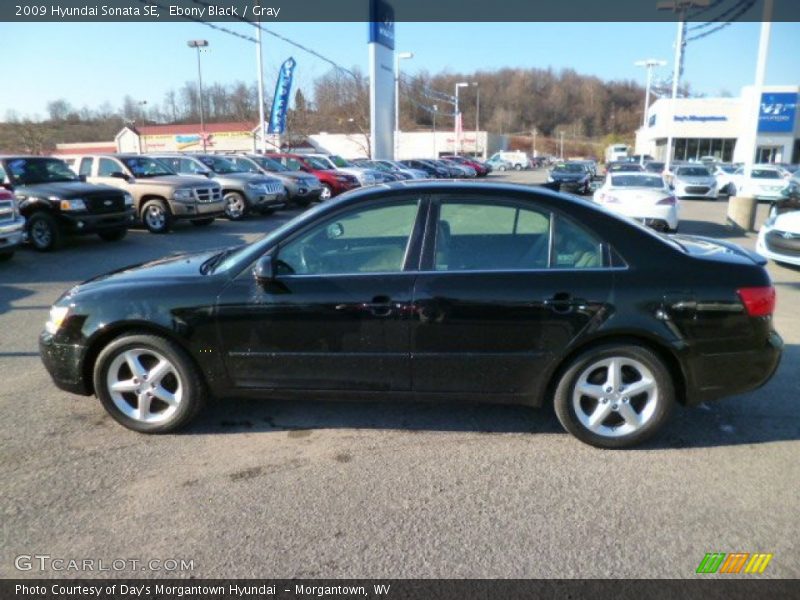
635;85;800;164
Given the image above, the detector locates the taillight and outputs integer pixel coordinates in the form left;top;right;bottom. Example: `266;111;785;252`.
737;286;776;317
657;196;677;205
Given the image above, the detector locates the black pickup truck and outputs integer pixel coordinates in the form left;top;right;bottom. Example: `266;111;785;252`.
0;156;136;251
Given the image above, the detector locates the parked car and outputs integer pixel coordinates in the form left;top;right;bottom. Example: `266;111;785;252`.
726;165;792;201
76;154;224;233
547;162;593;195
224;154;322;208
440;155;490;177
437;158;477;178
39;181;782;449
487;151;530;170
605;144;630;163
351;159;409;181
400;159;448;178
593;172;678;232
643;161;666;175
713;164;738;195
305;154;382;187
152;154;286;220
1;155;135;250
668;165;718;200
486;155;513;172
756;210;800;267
368;160;428;180
606;162;644;175
0;188;25;260
267;153;359;200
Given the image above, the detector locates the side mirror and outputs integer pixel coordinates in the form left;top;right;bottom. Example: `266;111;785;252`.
254;255;275;284
111;171;130;182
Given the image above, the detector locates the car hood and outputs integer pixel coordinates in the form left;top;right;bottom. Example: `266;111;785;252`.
213;172;279;185
136;175;216;188
15;181;123;198
771;210;800;233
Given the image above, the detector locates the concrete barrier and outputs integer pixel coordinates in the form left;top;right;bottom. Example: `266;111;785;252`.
727;195;757;232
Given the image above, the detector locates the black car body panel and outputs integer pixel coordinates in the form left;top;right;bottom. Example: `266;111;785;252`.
40;182;781;410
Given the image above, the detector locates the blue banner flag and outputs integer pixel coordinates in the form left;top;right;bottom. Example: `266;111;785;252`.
268;57;297;135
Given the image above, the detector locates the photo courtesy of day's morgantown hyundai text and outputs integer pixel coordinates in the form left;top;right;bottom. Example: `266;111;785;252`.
39;181;782;448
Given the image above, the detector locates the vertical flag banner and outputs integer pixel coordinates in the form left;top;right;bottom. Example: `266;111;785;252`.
268;57;297;135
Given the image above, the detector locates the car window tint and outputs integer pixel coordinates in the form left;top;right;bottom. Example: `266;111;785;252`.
78;158;93;176
277;200;420;276
98;158;119;177
436;201;551;271
552;215;604;269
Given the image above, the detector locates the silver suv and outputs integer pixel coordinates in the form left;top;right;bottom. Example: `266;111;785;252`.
226;154;322;208
153;154;286;220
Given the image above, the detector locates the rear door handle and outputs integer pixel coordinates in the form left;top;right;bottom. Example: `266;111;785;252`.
544;292;573;312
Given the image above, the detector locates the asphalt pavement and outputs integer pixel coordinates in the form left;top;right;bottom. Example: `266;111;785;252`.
1;171;798;579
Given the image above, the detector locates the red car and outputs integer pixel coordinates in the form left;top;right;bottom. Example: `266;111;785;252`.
268;153;359;200
441;155;489;177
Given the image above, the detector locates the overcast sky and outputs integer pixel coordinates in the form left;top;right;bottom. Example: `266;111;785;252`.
0;20;797;120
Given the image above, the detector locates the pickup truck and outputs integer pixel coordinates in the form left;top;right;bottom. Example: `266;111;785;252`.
152;153;287;219
0;188;25;260
76;154;224;233
0;155;135;251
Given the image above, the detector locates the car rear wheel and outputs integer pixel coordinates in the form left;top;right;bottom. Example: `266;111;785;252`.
98;228;128;242
27;211;63;251
553;344;675;448
141;200;172;234
191;218;215;226
93;333;207;433
514;164;522;171
320;184;333;200
223;192;247;220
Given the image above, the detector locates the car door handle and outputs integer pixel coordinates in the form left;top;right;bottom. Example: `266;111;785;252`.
336;296;396;317
544;292;574;312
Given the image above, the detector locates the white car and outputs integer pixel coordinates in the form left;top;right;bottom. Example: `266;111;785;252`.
670;165;718;200
306;153;381;186
726;165;790;201
712;164;738;195
756;210;800;266
487;151;530;170
593;172;679;232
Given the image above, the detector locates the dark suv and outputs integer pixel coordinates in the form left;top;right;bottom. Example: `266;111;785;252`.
0;156;135;251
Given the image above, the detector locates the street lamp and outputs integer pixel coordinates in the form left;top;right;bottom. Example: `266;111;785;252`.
454;82;469;155
635;58;666;165
432;104;438;158
471;82;480;158
394;51;414;161
187;39;209;151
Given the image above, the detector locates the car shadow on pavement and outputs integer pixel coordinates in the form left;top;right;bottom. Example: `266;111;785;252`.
677;219;747;239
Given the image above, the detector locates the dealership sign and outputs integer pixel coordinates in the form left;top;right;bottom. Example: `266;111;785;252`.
673;115;728;123
759;92;798;133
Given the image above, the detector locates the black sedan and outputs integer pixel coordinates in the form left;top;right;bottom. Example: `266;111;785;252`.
39;182;782;448
547;162;593;194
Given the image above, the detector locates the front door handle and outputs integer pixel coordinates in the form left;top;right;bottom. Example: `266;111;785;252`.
336;295;396;317
544;292;573;313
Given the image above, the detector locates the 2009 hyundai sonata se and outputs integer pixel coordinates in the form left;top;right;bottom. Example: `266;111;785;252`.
40;181;782;448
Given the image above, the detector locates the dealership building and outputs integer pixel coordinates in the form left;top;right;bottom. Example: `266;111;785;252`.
635;85;800;164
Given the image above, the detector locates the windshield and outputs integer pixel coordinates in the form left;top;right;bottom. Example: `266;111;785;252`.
4;157;78;185
252;155;287;172
329;155;350;168
752;169;781;180
197;155;244;174
554;163;585;173
120;156;175;178
644;162;664;172
676;167;711;177
305;156;331;170
718;166;736;173
611;175;665;188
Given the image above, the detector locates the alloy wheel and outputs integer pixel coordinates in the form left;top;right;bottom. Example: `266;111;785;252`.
105;348;182;424
31;220;53;248
224;193;246;219
145;205;166;231
571;356;659;438
320;185;332;200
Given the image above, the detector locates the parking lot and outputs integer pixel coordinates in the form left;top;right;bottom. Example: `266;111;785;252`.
1;169;799;578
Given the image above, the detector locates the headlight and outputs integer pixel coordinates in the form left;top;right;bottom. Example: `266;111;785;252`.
335;176;350;182
547;175;554;182
55;198;86;211
123;193;134;207
173;188;195;201
45;305;70;335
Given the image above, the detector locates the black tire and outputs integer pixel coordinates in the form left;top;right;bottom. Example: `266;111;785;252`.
0;250;14;261
191;218;215;226
98;228;128;242
27;211;63;251
141;199;172;234
514;164;523;171
223;191;248;220
93;333;207;433
553;343;675;449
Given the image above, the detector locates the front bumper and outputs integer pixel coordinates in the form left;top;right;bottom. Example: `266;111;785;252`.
756;228;800;266
58;208;136;234
39;331;90;395
0;216;25;251
553;180;590;193
172;200;226;219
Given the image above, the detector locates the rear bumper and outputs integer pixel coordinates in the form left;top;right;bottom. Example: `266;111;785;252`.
684;330;783;405
39;331;90;396
58;209;136;234
0;216;25;250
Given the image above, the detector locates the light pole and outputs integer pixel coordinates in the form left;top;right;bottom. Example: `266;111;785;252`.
559;131;565;159
471;82;480;157
394;52;414;161
635;59;666;165
532;128;537;160
187;39;209;152
454;81;469;155
432;104;438;158
255;4;266;153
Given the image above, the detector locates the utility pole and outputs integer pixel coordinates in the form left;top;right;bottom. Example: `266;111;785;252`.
742;0;773;184
394;52;414;161
255;4;266;153
559;131;565;159
531;128;537;159
635;58;667;164
432;104;438;158
187;40;209;152
472;82;479;158
454;82;469;155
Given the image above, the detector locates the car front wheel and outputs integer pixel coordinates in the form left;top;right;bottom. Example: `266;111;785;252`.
141;200;172;233
93;333;207;433
224;192;248;220
320;185;333;200
27;211;63;251
553;344;675;448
